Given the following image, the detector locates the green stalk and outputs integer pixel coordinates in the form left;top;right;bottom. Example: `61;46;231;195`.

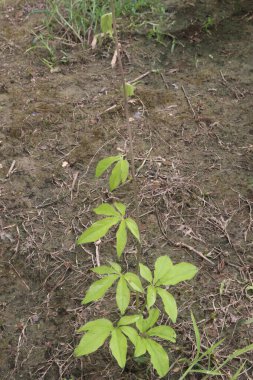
110;0;142;308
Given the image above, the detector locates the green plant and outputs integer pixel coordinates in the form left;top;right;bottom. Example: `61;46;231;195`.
203;16;215;33
26;33;69;70
146;22;167;46
178;312;253;379
44;0;164;44
26;34;58;69
73;5;198;378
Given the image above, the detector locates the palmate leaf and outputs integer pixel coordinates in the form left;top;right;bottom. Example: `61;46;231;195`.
74;329;110;357
77;216;120;244
124;272;144;293
109;261;122;273
116;276;130;315
109;160;122;191
157;262;198;286
134;336;147;357
118;315;140;327
143;308;160;332
75;319;112;357
139;263;153;283
93;203;120;217
146;285;157;309
101;12;113;37
116;220;127;257
121;327;147;362
147;325;176;343
123;82;136;97
145;338;169;378
120;158;129;183
92;265;117;275
96;155;121;178
157;288;178;323
109;159;130;191
137;308;159;333
77;318;113;333
153;255;173;285
125;217;140;242
110;328;127;368
120;325;139;345
82;274;119;304
114;201;127;216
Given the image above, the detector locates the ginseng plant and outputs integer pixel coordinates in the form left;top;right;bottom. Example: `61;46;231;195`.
74;2;198;378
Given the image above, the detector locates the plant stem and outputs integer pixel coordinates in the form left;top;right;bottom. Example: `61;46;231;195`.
111;0;142;308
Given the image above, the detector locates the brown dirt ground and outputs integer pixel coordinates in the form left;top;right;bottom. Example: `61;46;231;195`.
0;1;253;379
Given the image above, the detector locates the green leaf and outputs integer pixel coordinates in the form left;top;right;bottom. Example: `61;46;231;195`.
134;336;147;357
125;218;140;242
114;202;126;216
75;327;111;357
124;272;144;293
120;326;139;346
118;315;140;326
110;328;127;368
230;362;246;380
109;261;122;273
116;276;130;315
109;160;122;191
123;83;136;97
143;308;160;331
77;217;120;244
101;12;113;37
139;263;153;283
154;255;173;284
191;311;201;358
179;338;226;380
92;265;117;275
96;155;121;177
120;159;129;183
116;220;127;257
191;369;222;375
82;274;118;304
78;318;113;333
157;288;178;323
147;285;157;309
137;308;159;333
158;262;198;286
120;325;139;345
147;325;176;343
146;338;169;378
93;203;120;217
218;343;253;369
136;316;144;333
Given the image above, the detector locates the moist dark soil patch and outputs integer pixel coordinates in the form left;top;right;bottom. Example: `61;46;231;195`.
0;1;253;379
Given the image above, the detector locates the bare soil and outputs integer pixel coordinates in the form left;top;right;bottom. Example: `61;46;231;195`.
0;1;253;379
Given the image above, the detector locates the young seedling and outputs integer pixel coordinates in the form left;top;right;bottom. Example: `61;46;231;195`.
74;2;198;378
75;264;197;377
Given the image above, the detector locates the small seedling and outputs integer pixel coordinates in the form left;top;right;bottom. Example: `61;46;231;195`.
203;16;215;33
73;5;198;377
73;3;253;379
